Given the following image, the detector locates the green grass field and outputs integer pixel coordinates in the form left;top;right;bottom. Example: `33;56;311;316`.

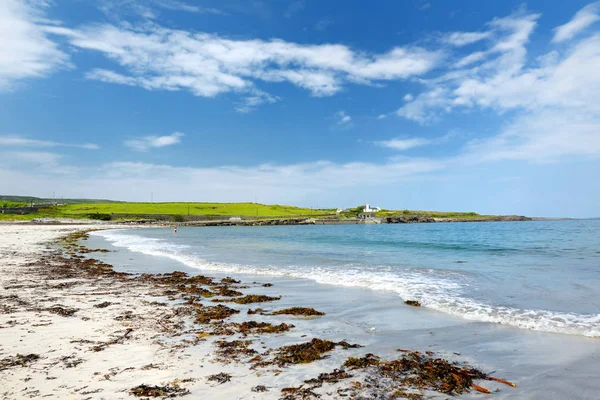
0;202;336;221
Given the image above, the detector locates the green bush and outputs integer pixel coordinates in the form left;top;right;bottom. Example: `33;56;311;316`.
172;214;185;222
87;213;112;221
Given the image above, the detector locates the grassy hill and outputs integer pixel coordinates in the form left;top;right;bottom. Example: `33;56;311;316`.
0;195;121;205
0;201;335;221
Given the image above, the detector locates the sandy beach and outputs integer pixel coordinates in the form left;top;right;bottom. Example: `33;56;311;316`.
2;223;600;400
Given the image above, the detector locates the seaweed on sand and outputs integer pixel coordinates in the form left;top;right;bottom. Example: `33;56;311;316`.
207;372;232;385
0;354;40;371
45;305;78;317
237;321;294;335
304;369;353;386
247;308;265;315
404;300;421;307
194;305;240;324
233;294;281;304
262;338;361;367
214;286;243;297
280;386;321;399
272;307;325;316
130;381;190;397
221;277;240;284
338;350;516;397
214;340;257;362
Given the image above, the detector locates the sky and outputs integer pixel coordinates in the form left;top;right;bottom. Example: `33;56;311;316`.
1;0;600;217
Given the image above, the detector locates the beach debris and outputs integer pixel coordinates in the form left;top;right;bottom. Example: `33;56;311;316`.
304;369;353;387
207;372;232;385
0;354;40;371
130;381;190;397
214;340;257;362
221;277;240;284
60;356;85;368
237;321;294;335
281;385;320;399
257;338;362;368
232;294;281;304
262;283;273;287
93;301;112;308
45;305;78;317
92;328;133;352
247;308;266;315
343;353;380;369
214;286;243;297
194;305;239;324
272;307;325;317
251;385;269;392
404;300;421;307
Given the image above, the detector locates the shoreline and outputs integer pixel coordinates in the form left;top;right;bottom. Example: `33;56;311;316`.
0;224;524;399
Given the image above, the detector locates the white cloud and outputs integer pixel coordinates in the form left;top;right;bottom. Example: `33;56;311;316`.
375;137;431;151
124;132;184;151
284;1;304;18
553;2;600;43
395;8;600;162
376;114;387;120
0;135;99;150
336;111;351;124
443;31;491;46
47;23;441;106
0;0;69;90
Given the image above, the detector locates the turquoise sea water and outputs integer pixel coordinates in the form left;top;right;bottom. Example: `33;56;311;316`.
92;220;600;337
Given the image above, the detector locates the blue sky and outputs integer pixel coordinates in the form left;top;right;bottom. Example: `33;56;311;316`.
1;0;600;217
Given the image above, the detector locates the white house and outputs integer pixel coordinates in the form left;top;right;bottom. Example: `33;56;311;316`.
363;204;381;212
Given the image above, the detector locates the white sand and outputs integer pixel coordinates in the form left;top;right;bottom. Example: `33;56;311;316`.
0;224;275;399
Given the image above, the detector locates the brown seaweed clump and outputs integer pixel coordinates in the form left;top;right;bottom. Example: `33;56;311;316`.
405;300;421;307
280;386;320;400
0;354;40;371
304;369;353;387
237;321;294;335
233;294;281;304
214;340;257;362
264;338;361;367
207;372;232;385
130;381;190;398
221;277;240;284
338;350;516;397
272;307;325;317
247;308;265;315
45;305;78;317
194;305;240;324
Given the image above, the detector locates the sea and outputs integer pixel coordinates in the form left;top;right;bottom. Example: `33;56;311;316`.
88;220;600;337
86;220;600;398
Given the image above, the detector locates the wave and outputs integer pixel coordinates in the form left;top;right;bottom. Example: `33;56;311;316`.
91;229;600;338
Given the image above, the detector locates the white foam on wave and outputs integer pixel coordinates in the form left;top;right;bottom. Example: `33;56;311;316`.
92;229;600;337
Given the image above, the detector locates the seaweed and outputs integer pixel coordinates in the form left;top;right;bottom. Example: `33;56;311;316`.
214;286;243;297
221;277;240;284
214;340;257;362
45;305;78;317
0;354;40;371
130;381;190;397
404;300;421;307
207;372;232;385
93;301;112;308
281;386;321;399
92;328;133;352
194;305;239;324
272;307;325;317
267;338;360;367
343;353;380;369
247;308;265;315
304;369;353;386
237;321;294;335
232;294;281;304
251;385;268;392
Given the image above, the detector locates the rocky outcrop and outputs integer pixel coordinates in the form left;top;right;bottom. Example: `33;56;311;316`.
384;216;435;224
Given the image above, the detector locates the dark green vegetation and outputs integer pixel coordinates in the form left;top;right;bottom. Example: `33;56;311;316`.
0;195;120;205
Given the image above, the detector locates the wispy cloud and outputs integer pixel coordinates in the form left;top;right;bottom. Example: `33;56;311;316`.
553;1;600;42
45;22;441;110
336;111;352;125
314;19;333;31
0;0;70;90
442;31;491;46
375;133;454;151
393;6;600;163
0;135;99;150
284;1;304;18
124;132;184;151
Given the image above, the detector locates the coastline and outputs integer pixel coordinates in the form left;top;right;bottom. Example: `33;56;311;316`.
2;223;599;399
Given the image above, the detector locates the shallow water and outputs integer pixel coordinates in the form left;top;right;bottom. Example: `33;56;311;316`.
90;220;600;337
